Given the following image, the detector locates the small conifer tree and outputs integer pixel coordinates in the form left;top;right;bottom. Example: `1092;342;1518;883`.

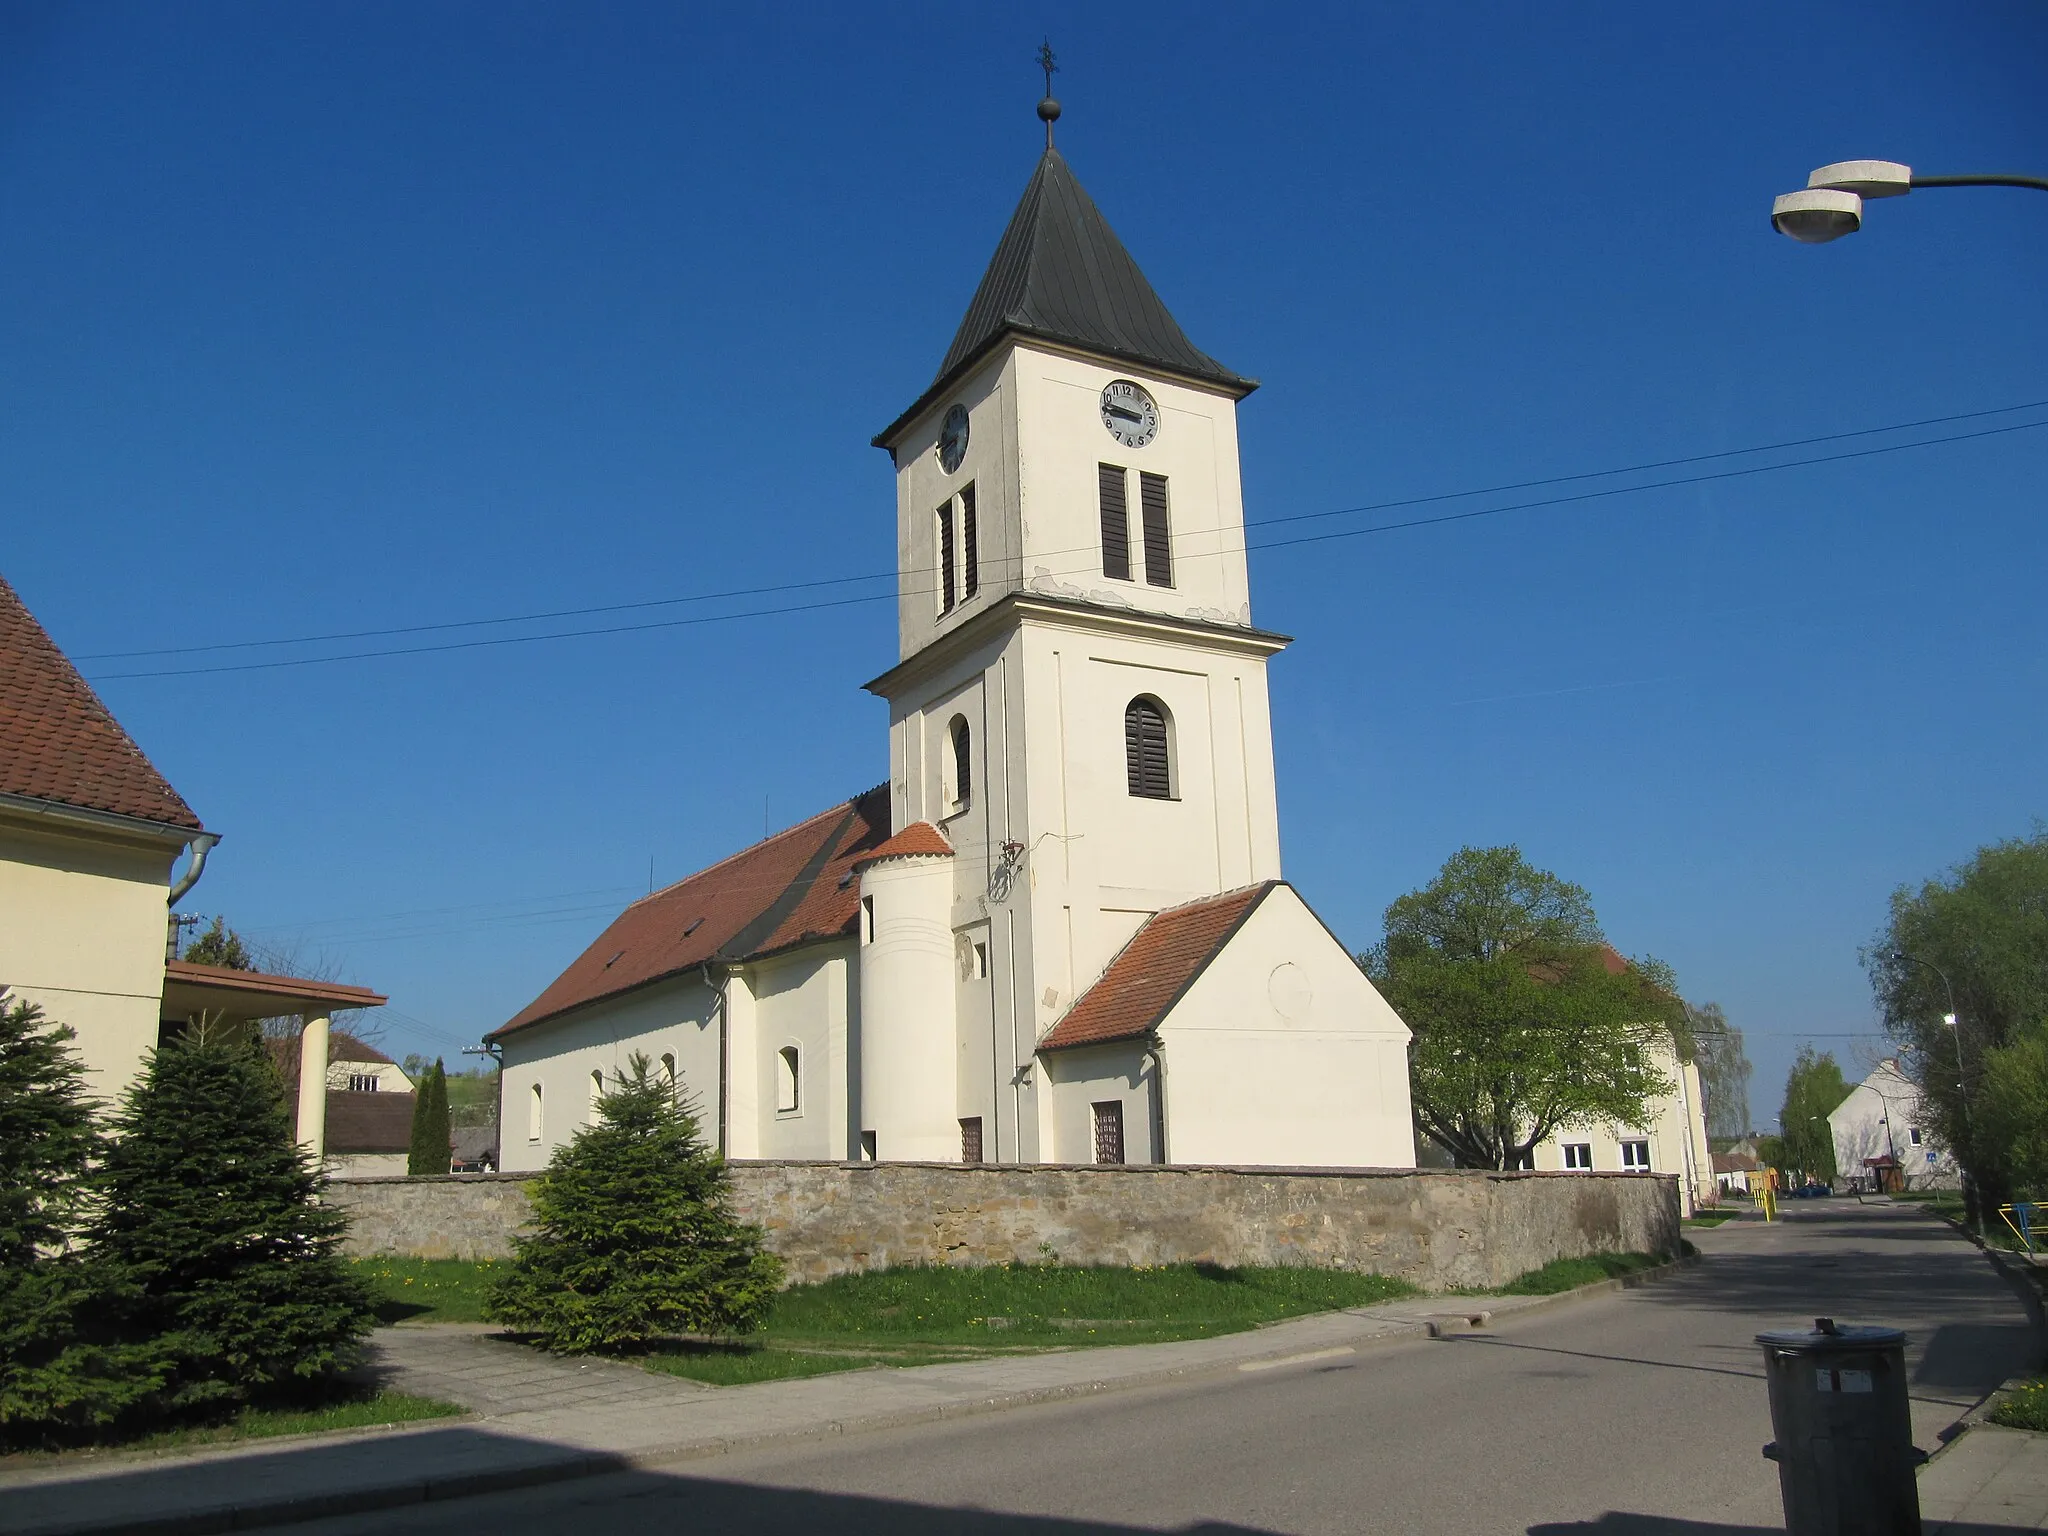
485;1055;782;1353
0;999;159;1436
87;1027;373;1416
408;1058;450;1176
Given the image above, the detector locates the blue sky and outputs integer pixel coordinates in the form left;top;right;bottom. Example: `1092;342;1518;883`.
5;3;2042;1128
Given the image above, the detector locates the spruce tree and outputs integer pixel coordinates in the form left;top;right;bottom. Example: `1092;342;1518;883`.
87;1027;373;1416
485;1055;782;1353
408;1058;450;1176
0;1000;157;1436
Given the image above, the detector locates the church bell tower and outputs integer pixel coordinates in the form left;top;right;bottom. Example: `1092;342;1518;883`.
861;98;1290;1164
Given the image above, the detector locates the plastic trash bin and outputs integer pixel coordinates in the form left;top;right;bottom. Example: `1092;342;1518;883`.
1757;1317;1923;1534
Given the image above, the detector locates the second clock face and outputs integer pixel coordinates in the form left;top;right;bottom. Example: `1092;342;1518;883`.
937;404;970;474
1100;380;1159;448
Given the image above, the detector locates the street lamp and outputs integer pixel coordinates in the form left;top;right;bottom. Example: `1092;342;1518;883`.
1893;951;1981;1233
1771;159;2048;243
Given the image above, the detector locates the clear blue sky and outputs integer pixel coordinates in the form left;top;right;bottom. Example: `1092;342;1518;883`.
5;3;2042;1129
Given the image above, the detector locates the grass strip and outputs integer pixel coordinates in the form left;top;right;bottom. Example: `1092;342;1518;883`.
1;1390;462;1465
1683;1210;1743;1227
1491;1251;1673;1295
1991;1377;2048;1432
353;1256;506;1323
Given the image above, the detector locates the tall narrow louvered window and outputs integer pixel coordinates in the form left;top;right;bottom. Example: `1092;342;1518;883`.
1139;472;1172;588
960;483;978;599
949;716;972;812
937;501;957;615
1092;1101;1125;1165
1124;695;1172;799
1098;464;1131;580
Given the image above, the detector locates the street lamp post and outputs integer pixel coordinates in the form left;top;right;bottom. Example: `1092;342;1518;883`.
1771;160;2048;243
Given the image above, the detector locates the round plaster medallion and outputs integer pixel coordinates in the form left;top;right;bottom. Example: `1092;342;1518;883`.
1267;962;1313;1024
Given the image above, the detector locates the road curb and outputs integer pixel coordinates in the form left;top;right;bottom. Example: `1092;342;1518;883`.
4;1255;1699;1536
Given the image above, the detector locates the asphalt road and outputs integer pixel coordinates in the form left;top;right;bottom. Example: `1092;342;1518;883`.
275;1202;2036;1536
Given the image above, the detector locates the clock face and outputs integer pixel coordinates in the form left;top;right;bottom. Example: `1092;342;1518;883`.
936;404;970;474
1100;380;1159;448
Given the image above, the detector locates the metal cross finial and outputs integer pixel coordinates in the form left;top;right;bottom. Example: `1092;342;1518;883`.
1036;40;1061;149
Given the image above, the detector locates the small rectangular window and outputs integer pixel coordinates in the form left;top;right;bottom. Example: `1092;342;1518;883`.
1620;1139;1652;1170
1562;1142;1593;1170
859;1130;877;1161
972;941;988;979
961;482;978;599
1092;1100;1125;1165
960;1116;984;1164
860;896;875;945
1908;1127;1922;1146
1139;472;1172;587
1098;464;1131;580
936;500;957;614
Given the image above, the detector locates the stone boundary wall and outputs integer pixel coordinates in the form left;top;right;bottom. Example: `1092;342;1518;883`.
329;1162;1680;1293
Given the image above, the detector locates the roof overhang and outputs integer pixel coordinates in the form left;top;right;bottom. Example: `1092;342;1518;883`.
865;591;1290;701
873;327;1259;454
0;790;209;849
162;959;385;1024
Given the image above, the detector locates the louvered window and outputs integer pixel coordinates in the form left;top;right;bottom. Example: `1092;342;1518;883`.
961;482;978;599
949;716;972;812
960;1117;984;1164
937;500;957;614
1092;1101;1125;1165
1139;472;1172;587
1098;464;1131;580
1124;695;1172;799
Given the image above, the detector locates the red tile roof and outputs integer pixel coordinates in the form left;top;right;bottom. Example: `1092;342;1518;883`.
491;785;892;1040
852;821;952;868
0;574;203;831
278;1084;416;1156
1038;883;1276;1052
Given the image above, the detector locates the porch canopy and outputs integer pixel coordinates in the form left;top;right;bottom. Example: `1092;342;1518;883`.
162;958;387;1163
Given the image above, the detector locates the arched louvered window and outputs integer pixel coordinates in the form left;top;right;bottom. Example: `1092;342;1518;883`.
1124;696;1173;799
945;715;972;814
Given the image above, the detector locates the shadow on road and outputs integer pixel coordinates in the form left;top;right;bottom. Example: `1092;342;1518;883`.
1531;1516;2033;1536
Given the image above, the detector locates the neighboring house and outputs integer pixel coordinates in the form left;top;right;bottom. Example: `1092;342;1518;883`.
1829;1058;1958;1193
0;573;384;1163
488;140;1418;1173
1712;1149;1760;1195
452;1126;498;1173
1524;946;1715;1215
270;1031;418;1178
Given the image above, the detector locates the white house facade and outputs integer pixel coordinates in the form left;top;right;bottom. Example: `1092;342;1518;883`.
1829;1058;1958;1192
489;138;1417;1172
1529;1036;1715;1215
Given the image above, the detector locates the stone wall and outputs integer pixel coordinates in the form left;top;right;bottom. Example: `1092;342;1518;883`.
329;1162;1679;1292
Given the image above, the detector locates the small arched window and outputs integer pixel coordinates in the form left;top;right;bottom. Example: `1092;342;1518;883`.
659;1053;677;1090
588;1068;605;1125
528;1081;543;1142
777;1046;801;1113
1124;695;1173;799
943;715;972;814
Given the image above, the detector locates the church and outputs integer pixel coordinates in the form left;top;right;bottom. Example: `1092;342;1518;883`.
488;118;1418;1173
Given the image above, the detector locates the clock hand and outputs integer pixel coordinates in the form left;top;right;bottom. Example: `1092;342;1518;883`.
1106;404;1143;422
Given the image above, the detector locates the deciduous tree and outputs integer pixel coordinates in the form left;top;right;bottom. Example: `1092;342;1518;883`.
1364;847;1684;1169
1774;1046;1848;1185
1690;1003;1754;1139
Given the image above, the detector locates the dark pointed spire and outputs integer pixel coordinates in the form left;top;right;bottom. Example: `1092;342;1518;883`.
875;146;1255;448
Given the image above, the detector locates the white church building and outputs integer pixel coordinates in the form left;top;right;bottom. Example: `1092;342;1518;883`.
489;133;1417;1172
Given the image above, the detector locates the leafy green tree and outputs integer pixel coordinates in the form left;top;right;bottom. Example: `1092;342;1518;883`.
1364;847;1684;1169
486;1055;782;1352
1775;1046;1848;1185
1690;1002;1754;1139
87;1028;373;1417
1865;829;2048;1215
407;1058;450;1176
182;918;254;970
0;1000;160;1437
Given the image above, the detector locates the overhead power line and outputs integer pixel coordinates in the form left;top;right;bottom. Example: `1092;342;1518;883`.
83;404;2048;682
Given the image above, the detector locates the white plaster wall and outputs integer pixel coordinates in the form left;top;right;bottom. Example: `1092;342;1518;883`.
0;815;180;1108
857;854;958;1161
1042;1042;1157;1165
1830;1064;1956;1187
1155;885;1415;1168
751;948;851;1161
328;1059;412;1092
331;1152;407;1179
1532;1041;1714;1213
495;970;721;1172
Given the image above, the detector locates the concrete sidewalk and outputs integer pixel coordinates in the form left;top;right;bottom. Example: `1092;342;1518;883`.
0;1285;1592;1536
1922;1423;2048;1533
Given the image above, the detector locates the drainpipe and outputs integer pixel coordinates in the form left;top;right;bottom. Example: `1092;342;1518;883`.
164;833;220;959
1143;1033;1169;1165
704;960;730;1156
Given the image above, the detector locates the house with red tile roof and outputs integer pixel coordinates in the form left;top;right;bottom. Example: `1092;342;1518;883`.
490;137;1417;1171
2;573;385;1162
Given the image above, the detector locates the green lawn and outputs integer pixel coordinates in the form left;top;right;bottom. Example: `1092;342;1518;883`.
1992;1377;2048;1432
353;1256;506;1323
1491;1251;1674;1295
1;1390;461;1464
